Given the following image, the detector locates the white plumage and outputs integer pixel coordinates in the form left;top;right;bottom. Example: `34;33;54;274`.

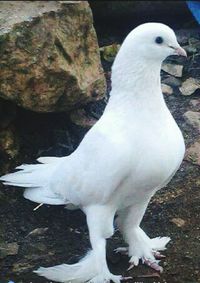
0;23;187;282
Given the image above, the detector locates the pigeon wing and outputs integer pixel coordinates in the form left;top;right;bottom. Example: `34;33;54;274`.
51;118;131;207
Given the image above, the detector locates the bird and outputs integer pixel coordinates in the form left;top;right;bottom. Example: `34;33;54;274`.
0;22;187;283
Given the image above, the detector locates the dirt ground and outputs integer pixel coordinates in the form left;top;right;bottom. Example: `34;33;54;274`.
0;27;200;283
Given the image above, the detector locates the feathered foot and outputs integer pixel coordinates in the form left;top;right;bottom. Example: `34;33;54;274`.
34;251;124;283
35;264;124;283
115;234;170;272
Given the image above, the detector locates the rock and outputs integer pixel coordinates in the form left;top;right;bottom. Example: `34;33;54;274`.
171;217;186;227
185;139;200;166
100;43;120;62
189;99;200;111
183;111;200;131
0;1;106;112
162;63;183;78
179;77;200;96
162;76;182;87
161;83;173;95
0;242;19;259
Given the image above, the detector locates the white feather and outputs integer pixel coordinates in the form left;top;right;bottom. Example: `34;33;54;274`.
34;251;98;283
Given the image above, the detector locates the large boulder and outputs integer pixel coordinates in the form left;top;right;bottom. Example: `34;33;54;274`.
0;1;106;112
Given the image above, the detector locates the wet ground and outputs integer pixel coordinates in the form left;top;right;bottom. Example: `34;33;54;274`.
0;27;200;283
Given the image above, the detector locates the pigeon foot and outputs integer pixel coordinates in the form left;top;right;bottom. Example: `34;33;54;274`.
115;233;170;272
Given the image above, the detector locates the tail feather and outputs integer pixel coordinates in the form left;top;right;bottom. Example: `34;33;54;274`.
2;182;38;187
24;187;66;205
0;163;49;187
0;157;66;205
16;163;46;171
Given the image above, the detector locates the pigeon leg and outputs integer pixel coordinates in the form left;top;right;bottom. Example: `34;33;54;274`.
116;202;170;272
35;204;122;283
85;204;123;283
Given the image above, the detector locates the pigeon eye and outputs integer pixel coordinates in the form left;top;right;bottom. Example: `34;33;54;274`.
155;36;163;44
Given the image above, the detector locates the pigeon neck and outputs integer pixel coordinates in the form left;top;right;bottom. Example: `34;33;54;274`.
107;58;166;114
110;58;162;98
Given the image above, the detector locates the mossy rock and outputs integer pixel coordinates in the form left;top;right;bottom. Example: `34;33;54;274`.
0;1;106;112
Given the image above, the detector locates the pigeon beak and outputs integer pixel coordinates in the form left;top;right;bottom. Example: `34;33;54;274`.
174;46;187;57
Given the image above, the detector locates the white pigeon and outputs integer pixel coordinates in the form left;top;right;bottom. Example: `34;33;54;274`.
0;23;187;283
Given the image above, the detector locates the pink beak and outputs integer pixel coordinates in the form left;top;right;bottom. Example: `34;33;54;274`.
174;46;187;57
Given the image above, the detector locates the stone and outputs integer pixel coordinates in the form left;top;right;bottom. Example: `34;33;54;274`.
0;242;19;259
161;83;173;95
0;1;106;112
183;111;200;132
189;99;200;111
162;76;182;87
171;218;186;227
162;63;183;78
185;139;200;166
179;77;200;96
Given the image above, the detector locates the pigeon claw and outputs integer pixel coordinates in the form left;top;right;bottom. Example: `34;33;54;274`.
153;251;166;260
127;255;139;271
143;258;163;273
127;263;135;272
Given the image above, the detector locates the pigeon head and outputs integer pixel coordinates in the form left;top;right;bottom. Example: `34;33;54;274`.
111;23;186;91
124;22;187;62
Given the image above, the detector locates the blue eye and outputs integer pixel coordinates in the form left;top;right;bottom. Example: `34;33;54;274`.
155;36;163;44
